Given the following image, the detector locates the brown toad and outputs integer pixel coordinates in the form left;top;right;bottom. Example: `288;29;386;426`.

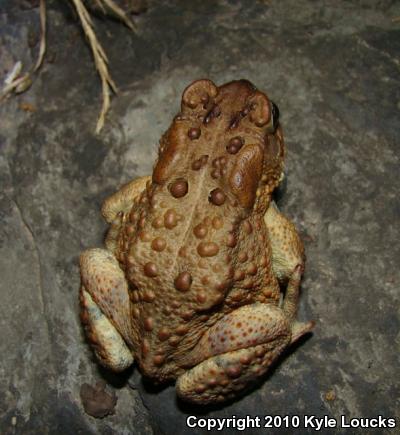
79;79;314;404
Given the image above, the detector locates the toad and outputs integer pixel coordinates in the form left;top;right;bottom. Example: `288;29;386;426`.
79;79;314;404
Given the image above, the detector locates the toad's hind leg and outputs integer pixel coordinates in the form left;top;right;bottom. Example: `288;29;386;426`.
176;303;292;404
176;269;314;405
80;248;135;371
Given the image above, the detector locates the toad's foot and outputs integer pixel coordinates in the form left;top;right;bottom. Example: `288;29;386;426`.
80;248;135;371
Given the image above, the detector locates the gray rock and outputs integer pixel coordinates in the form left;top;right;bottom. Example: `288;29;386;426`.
0;0;399;433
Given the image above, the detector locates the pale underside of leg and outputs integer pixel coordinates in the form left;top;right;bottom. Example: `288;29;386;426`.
80;288;134;371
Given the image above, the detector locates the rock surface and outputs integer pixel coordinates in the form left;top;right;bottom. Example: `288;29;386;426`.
0;0;399;434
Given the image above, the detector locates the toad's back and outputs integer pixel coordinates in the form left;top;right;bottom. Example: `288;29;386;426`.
119;80;284;379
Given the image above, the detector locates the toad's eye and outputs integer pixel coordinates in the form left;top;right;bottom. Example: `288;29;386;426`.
270;101;279;131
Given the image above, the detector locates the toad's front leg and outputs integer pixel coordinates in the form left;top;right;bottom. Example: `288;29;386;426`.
101;175;151;253
264;201;305;285
176;268;313;404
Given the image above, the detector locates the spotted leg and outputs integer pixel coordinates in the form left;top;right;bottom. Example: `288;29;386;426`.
176;272;314;404
264;200;305;284
79;248;135;372
102;175;151;252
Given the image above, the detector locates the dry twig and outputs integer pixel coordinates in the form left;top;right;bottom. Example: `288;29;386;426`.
71;0;118;133
72;0;134;133
69;0;136;132
1;0;136;133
